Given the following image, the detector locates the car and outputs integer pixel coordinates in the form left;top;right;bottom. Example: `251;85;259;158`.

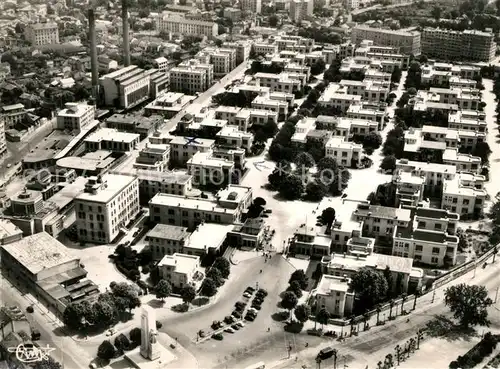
248;307;258;314
224;315;235;324
247;310;257;317
243;292;252;298
211;320;223;330
264;209;272;214
224;327;235;334
236;321;245;328
133;230;140;237
245;286;255;293
257;288;268;296
232;310;242;318
212;333;224;340
235;301;247;309
253;297;264;305
251;303;262;310
231;324;241;330
255;291;266;298
245;314;255;322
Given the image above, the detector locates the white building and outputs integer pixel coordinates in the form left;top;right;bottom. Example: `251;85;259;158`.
312;275;354;318
74;174;140;244
169;60;214;95
318;84;362;113
133;144;170;172
187;151;235;187
442;172;486;219
289;0;313;23
0;104;27;129
84;128;140;153
240;0;262;13
25;22;59;45
325;137;363;168
56;103;96;132
149;185;252;229
168;136;214;167
154;57;169;73
158;253;201;289
156;12;217;38
99;65;151;109
137;170;194;204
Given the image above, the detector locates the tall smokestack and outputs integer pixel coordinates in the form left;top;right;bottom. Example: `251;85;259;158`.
88;9;99;100
121;0;131;67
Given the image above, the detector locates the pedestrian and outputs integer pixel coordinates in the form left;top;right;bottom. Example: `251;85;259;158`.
268;327;270;332
295;357;298;362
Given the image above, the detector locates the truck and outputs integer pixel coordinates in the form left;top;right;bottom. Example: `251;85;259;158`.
317;346;336;360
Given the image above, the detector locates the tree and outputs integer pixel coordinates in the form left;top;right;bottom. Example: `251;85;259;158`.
391;66;402;84
288;280;303;298
97;340;115;360
281;291;299;315
130;327;142;345
94;300;116;327
155;280;172;301
413;290;420;310
294;304;311;323
63;303;84;330
279;174;304;200
376;304;382;325
269;15;279;27
315;308;329;329
206;267;223;287
493;246;498;263
363;132;383;151
318;207;336;228
181;285;196;305
350;268;389;310
380;155;397;173
389;299;395;319
200;278;218;297
445;284;493;328
33;357;62;369
212;257;231;278
114;334;130;351
472;141;492;163
289;269;309;289
310;59;326;75
295;151;315;168
400;293;407;314
254;197;267;207
305;181;327;201
431;5;442;20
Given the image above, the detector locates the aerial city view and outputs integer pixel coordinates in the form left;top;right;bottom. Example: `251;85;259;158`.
3;0;500;368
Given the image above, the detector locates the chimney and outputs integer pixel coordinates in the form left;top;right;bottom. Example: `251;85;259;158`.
88;9;99;100
122;0;131;67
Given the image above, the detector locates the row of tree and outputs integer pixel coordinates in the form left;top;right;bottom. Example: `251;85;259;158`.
199;257;231;298
97;328;143;361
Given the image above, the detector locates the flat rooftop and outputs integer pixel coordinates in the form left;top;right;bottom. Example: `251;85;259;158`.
147;224;190;241
75;173;137;204
316;274;351;295
0;219;22;239
85;128;140;143
187;223;233;250
158;253;199;275
136;170;192;184
1;232;77;275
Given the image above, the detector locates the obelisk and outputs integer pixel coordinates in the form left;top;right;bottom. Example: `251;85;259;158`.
140;306;160;360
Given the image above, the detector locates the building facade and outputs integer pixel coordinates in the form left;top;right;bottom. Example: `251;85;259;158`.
351;26;421;55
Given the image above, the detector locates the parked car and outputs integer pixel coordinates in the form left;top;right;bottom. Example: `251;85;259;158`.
224;315;235;324
245;286;255;293
253;297;264;305
317;346;335;360
212;333;224;340
245;314;255;322
248;308;258;314
243;292;252;298
264;209;272;214
211;320;223;330
236;321;245;328
247;310;257;318
231;324;241;330
251;303;262;310
257;288;268;296
232;310;242;318
235;301;247;310
224;327;235;334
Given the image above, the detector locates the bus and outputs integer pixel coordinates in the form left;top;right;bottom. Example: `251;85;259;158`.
244;362;265;369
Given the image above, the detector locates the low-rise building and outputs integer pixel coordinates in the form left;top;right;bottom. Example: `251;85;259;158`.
145;92;195;119
421;62;481;87
442;172;486;219
443;148;481;173
158;253;201;289
0;104;27;129
149;184;252;229
346;102;388;129
169;59;213;95
156;12;218;38
105;114;162;140
396;159;456;191
318;84;363;113
56;103;96;133
393;170;425;209
99;65;151;109
84;128;140;153
133;144;170;172
215;125;253;152
187;151;235;187
448;110;487;133
325;137;363;168
312;275;354;318
168;136;215;167
137;170;194;204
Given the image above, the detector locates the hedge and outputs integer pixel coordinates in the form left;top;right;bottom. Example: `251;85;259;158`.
449;333;499;369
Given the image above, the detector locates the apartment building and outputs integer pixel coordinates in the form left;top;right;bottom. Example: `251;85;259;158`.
158;253;201;289
393;170;426;208
214;106;278;131
133;144;170;172
56;103;96;132
354;40;410;69
251;96;289;118
353;202;412;239
407;125;484;152
351;26;421;55
421;62;481;87
222;40;252;65
421;28;496;63
346;102;388;129
318;84;362;113
25;23;59;45
240;0;262;13
145;92;194;118
149;184;252;229
137;170;193;204
427;87;481;111
442;172;486;219
448;110;487;133
169;60;214;95
274;35;315;53
393;207;459;266
253;42;279;56
443;148;481;173
254;72;302;94
325;137;363;168
147;69;170;98
153;57;169;73
339;79;389;102
84;128;140;153
223;7;241;21
0;104;27;129
289;0;313;23
168;136;215;166
146;224;191;259
187;151;235;186
74;174;140;244
215;125;253;152
99;65;151;109
197;47;236;77
156;12;218;38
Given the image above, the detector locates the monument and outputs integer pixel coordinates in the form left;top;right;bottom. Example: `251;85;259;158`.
125;306;176;369
140;306;161;360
